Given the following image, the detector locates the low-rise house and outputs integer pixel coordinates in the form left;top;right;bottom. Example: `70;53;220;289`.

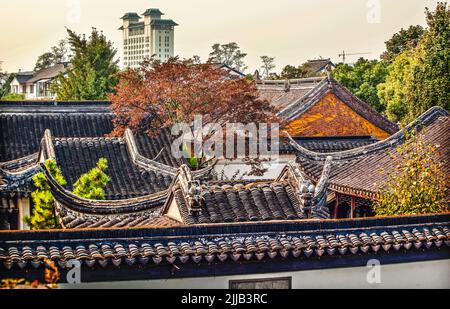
9;71;34;95
8;63;68;100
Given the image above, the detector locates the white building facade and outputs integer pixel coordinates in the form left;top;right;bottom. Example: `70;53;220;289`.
120;9;178;68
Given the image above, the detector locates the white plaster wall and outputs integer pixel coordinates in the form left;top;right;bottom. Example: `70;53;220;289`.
60;259;450;289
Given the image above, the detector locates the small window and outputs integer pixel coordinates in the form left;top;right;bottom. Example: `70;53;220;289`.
229;277;291;289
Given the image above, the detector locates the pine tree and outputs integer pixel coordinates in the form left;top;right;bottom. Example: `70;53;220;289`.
23;160;66;230
73;158;110;200
51;28;119;100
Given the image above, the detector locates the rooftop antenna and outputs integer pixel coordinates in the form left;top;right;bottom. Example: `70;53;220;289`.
338;51;371;64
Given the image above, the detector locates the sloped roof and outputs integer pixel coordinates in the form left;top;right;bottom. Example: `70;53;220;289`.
26;63;67;84
302;59;334;74
287;107;450;199
142;8;164;16
0;213;448;276
121;12;140;20
173;182;306;224
150;19;178;27
277;77;399;134
290;136;377;153
13;72;34;84
52;137;173;199
257;77;322;112
0;104;114;161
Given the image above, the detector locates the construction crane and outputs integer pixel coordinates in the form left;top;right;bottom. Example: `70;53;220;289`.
338;51;371;64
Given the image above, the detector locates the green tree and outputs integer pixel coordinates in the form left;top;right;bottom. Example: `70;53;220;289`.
52;28;119;100
208;42;248;72
23;160;66;230
34;40;69;71
0;72;14;98
405;3;450;121
23;158;110;229
380;25;424;62
332;58;388;112
377;50;413;124
279;65;308;79
1;92;25;100
374;130;448;216
73;158;110;200
260;56;276;79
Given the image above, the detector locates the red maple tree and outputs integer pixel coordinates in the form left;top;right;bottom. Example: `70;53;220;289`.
109;58;277;137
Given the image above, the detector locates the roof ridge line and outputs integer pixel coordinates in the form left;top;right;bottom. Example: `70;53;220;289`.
41;162;168;215
286;106;449;162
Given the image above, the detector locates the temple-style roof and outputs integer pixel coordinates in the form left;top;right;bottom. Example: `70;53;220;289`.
257;77;323;111
150;19;178;27
302;59;334;74
38;127;178;200
172;182;306;224
277;77;399;134
287;106;450;199
0;213;448;279
163;159;332;225
52;137;173;199
121;12;140;20
0;102;113;161
290;136;377;153
142;8;164;16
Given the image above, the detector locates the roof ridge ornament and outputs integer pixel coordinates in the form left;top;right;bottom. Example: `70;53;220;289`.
311;156;332;219
177;165;204;214
325;63;333;89
284;79;291;92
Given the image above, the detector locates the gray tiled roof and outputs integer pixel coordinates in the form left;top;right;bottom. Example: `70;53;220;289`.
0;213;448;270
288;107;450;199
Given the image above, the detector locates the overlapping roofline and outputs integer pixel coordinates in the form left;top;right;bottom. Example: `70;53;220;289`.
286;106;449;162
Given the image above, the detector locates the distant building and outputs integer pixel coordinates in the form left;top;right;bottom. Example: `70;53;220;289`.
119;8;178;68
9;63;68;99
302;58;335;76
9;71;33;95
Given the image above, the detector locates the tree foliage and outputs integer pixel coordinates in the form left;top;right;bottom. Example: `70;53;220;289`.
373;130;448;216
279;64;308;79
208;42;248;72
34;40;69;71
1;92;25;101
23;160;66;230
73;158;110;200
332;58;388;112
260;56;276;79
404;3;450;121
23;158;110;230
51;28;119;100
377;50;413;124
0;72;15;98
380;25;424;62
109;58;277;137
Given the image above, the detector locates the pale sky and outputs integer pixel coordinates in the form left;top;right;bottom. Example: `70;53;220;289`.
0;0;439;74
